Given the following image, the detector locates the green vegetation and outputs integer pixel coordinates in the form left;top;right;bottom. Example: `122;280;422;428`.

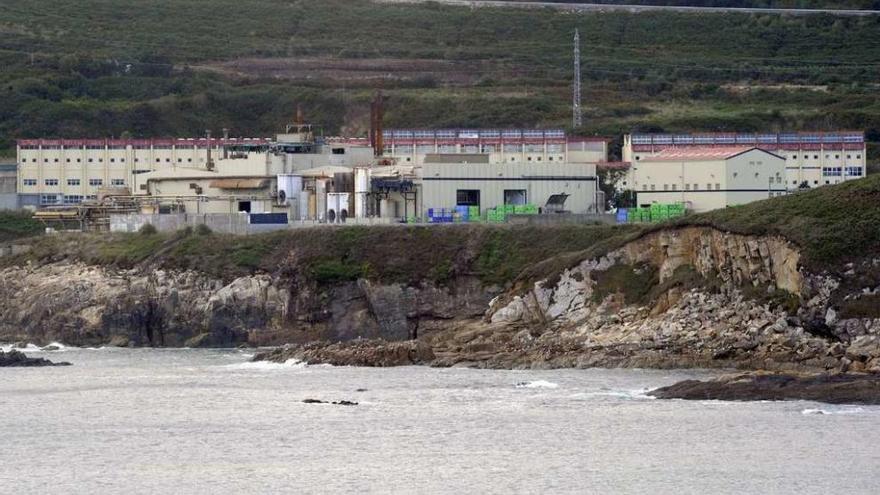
1;0;880;162
0;210;42;241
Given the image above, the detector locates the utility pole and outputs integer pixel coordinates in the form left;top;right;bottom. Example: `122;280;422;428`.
572;29;582;129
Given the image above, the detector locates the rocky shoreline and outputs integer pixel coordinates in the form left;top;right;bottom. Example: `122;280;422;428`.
649;372;880;405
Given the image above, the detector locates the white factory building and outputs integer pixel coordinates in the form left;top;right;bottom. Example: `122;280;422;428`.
629;147;787;213
18;128;606;221
622;132;866;191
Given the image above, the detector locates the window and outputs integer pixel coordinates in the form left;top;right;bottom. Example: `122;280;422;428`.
503;190;527;205
67;179;80;186
66;158;71;163
822;167;842;177
88;158;93;163
63;195;83;204
813;155;818;159
156;158;161;163
40;194;59;205
635;156;641;161
856;154;861;159
89;179;103;186
663;184;669;191
650;184;656;191
693;184;698;190
456;189;481;206
120;158;125;163
331;148;345;155
707;183;712;190
685;184;690;190
44;179;58;186
672;184;678;191
43;158;48;163
111;179;125;186
847;154;852;159
715;183;721;190
835;154;840;159
23;179;37;186
845;167;862;177
110;158;115;163
548;156;554;161
776;176;782;184
178;158;183;163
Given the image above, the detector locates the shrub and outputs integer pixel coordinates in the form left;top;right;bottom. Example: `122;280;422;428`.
138;223;157;235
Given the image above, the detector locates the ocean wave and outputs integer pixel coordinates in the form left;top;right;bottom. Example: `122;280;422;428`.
515;380;559;389
802;407;871;416
224;359;307;370
579;388;656;400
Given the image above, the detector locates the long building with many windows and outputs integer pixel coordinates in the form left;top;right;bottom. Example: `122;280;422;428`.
622;132;866;191
15;138;272;207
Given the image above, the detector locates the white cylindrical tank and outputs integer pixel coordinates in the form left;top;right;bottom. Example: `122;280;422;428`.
354;167;370;219
316;179;327;222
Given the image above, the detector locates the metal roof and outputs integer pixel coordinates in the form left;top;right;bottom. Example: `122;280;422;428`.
644;147;782;161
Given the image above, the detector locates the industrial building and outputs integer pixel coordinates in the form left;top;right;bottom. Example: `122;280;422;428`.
19;126;604;228
622;132;866;190
630;147;787;213
421;155;598;215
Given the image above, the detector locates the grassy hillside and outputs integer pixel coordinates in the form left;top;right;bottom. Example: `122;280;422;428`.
1;0;880;163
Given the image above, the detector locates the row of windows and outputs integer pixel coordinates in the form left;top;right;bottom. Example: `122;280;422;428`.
388;144;567;154
647;183;723;191
24;157;201;164
22;179;125;187
790;153;861;160
40;194;98;205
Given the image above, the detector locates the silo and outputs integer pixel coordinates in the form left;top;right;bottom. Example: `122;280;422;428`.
354;167;370;218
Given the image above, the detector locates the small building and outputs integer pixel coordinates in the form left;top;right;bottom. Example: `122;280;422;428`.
631;147;787;213
420;154;599;215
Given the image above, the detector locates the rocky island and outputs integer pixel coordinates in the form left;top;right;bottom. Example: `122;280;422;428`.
0;349;71;367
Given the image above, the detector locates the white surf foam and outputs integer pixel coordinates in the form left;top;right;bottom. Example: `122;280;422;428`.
515;380;559;389
225;358;307;370
0;343;42;352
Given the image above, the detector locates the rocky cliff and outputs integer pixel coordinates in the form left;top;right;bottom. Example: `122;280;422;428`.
2;222;878;374
0;261;496;348
258;226;880;373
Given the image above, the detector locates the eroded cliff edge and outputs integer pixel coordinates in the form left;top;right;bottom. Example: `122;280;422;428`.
2;217;878;373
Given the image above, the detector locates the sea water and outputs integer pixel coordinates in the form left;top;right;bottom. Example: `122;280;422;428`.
2;346;880;494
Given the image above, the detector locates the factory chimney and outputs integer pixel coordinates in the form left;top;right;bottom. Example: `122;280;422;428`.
572;29;582;129
369;90;384;157
205;129;214;170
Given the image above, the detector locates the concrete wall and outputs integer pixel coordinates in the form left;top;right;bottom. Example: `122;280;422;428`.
109;213;398;234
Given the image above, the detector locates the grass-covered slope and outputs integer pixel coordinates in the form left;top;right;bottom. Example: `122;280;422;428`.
670;174;880;269
9;224;637;286
2;0;880;162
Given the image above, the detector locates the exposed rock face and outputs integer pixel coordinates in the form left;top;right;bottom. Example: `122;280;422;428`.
0;349;71;367
649;372;880;405
0;262;496;348
3;226;877;375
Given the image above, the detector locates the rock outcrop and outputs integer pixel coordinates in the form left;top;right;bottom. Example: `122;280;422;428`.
649;372;880;405
0;349;71;367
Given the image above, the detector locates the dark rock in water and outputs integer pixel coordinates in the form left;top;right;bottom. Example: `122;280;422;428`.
355;388;368;392
0;350;71;367
302;399;358;406
649;373;880;405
